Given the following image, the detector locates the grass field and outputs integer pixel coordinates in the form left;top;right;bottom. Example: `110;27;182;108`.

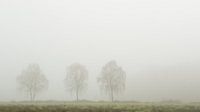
0;102;200;112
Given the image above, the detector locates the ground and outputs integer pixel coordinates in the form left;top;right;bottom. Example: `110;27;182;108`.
0;102;200;112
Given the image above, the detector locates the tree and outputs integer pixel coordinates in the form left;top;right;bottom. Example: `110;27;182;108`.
17;64;48;101
98;60;126;102
65;63;88;101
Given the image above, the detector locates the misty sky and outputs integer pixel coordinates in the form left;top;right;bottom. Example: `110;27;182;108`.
0;0;200;102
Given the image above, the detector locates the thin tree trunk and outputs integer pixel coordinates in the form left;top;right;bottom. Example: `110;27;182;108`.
109;80;114;102
30;90;36;102
111;88;114;102
32;92;36;101
76;88;79;102
30;91;33;101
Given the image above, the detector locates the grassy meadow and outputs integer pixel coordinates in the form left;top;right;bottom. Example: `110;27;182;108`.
0;101;200;112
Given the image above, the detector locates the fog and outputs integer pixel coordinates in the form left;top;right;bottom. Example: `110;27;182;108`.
0;0;200;102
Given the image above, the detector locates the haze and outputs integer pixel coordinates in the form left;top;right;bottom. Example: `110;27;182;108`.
0;0;200;102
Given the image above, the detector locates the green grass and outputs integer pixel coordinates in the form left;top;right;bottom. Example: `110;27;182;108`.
0;102;200;112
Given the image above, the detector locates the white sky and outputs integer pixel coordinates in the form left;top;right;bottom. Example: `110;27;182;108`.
0;0;200;101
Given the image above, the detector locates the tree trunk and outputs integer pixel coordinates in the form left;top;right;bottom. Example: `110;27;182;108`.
109;80;114;102
30;91;36;102
111;87;114;102
32;92;36;101
30;91;33;101
76;88;79;102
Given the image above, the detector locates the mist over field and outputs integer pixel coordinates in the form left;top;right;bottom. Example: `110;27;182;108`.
0;0;200;103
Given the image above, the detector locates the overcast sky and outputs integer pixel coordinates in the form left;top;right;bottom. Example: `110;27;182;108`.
0;0;200;102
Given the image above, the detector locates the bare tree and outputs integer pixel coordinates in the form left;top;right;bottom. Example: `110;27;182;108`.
98;60;126;102
17;64;48;101
65;63;88;101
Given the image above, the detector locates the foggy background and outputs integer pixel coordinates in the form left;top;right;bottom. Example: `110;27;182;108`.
0;0;200;102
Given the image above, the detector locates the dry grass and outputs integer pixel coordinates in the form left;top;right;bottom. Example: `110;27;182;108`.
0;102;200;112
